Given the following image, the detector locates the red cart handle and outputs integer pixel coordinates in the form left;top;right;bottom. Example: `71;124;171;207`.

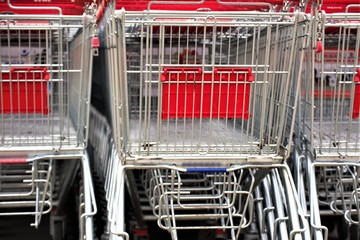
0;158;27;164
147;0;275;11
352;68;360;119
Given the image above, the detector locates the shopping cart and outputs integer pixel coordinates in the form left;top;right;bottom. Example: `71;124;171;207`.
142;164;310;240
0;3;97;230
89;106;310;240
294;4;360;239
253;167;309;240
89;107;130;240
110;7;310;163
99;0;312;239
0;14;94;154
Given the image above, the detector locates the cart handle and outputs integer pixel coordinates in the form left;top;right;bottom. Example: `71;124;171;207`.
148;0;273;11
352;68;360;119
6;0;62;15
346;4;360;13
216;0;273;10
96;0;108;24
148;0;205;11
0;158;27;164
186;168;227;173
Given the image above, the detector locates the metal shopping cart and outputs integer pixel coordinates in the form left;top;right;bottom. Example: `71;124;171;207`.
293;4;360;239
88;107;130;240
111;9;307;164
98;1;313;239
89;105;311;240
0;2;97;233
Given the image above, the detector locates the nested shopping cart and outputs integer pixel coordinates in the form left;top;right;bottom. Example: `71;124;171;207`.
99;1;312;239
293;3;360;239
0;2;97;233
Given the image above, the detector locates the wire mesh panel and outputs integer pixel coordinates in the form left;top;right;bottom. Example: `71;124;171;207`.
0;14;94;153
108;10;310;162
89;105;310;240
293;10;360;238
0;8;96;231
314;164;360;222
303;160;360;236
253;167;310;240
144;168;254;235
100;3;312;240
141;165;308;240
301;12;360;158
0;158;53;228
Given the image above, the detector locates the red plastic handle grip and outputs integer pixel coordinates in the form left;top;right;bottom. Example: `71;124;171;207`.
96;0;108;24
352;69;360;119
0;159;27;164
120;0;279;11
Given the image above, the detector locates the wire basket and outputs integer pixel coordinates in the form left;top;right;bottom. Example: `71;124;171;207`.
0;13;95;154
106;9;311;163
